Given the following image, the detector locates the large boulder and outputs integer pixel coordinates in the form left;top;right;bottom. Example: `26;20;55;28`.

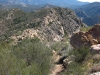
70;24;100;49
70;31;90;48
87;24;100;43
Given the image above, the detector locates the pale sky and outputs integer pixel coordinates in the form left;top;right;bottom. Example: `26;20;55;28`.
78;0;100;2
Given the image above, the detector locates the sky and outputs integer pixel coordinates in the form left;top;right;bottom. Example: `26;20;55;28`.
78;0;100;2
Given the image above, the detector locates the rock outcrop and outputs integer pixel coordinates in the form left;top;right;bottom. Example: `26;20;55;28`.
10;29;39;44
36;7;84;42
90;44;100;54
87;24;100;44
7;7;85;42
70;24;100;49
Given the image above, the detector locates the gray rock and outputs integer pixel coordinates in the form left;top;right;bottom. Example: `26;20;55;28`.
90;44;100;54
90;63;100;73
90;72;100;75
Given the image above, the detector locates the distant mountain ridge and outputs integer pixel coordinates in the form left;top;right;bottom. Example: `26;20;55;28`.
0;0;89;9
75;2;100;25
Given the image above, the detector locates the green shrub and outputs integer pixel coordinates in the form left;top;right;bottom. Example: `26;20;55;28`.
63;46;90;75
12;38;51;75
69;46;90;63
0;37;51;75
74;47;90;63
80;26;92;32
63;62;85;75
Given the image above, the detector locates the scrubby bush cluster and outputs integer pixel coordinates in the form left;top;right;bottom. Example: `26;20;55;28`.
0;37;51;75
62;46;91;75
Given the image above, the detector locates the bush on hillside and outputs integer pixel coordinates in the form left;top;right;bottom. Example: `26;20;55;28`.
0;37;51;75
63;46;90;75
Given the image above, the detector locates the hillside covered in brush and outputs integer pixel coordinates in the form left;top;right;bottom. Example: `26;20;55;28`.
0;6;85;75
0;5;100;75
0;7;85;42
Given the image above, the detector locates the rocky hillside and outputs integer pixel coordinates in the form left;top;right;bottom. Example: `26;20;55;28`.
2;6;100;75
0;7;85;42
0;6;87;75
75;2;100;26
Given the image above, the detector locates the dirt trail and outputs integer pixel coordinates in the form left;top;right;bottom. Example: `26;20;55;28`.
49;64;65;75
49;50;67;75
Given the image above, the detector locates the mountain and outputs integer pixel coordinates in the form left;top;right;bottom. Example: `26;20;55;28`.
0;7;85;42
0;0;89;10
0;2;95;75
75;2;100;25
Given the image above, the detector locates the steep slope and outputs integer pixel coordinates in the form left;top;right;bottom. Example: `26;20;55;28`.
75;2;100;25
0;7;85;42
